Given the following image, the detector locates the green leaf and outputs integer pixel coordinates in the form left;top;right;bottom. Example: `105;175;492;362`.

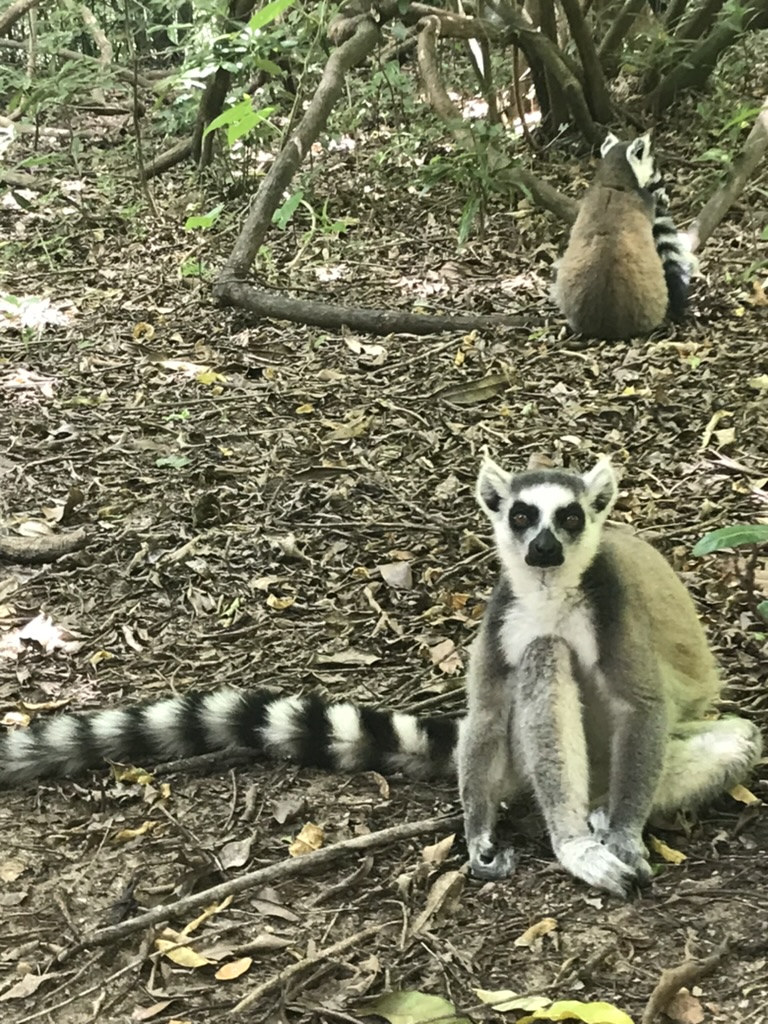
156;455;190;470
184;204;224;231
517;999;635;1024
203;97;253;137
273;190;304;229
458;196;480;246
692;525;768;556
364;991;470;1024
248;0;296;32
757;600;768;623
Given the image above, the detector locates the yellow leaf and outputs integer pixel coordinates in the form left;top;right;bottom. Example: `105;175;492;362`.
266;594;296;611
289;822;324;857
196;370;227;386
133;322;155;341
648;835;687;864
89;650;114;667
154;938;211;969
112;765;154;785
454;349;465;367
729;783;761;805
748;374;768;390
514;917;558;947
296;403;314;414
476;989;551;1013
215;957;253;981
517;999;635;1023
182;895;234;937
113;820;160;843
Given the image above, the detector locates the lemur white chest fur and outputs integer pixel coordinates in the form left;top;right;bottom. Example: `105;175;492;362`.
500;584;598;672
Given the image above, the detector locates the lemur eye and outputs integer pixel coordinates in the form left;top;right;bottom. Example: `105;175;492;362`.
511;513;530;530
564;514;581;530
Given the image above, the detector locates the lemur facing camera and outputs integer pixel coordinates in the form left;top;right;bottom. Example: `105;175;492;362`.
0;460;761;897
554;132;695;341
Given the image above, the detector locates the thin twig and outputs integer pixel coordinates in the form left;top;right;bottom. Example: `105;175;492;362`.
232;921;394;1014
56;813;461;963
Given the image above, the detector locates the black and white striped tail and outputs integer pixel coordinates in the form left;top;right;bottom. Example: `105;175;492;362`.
648;175;694;321
0;689;461;787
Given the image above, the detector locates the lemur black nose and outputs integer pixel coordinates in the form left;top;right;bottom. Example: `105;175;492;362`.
526;528;564;567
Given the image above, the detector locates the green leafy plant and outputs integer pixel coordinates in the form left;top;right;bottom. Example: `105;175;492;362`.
693;524;768;621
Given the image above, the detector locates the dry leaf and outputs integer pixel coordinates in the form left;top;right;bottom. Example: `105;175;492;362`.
219;837;253;870
378;561;413;590
476;990;552;1013
315;648;380;667
422;834;455;866
517;1000;634;1023
266;594;296;611
289;822;324;857
215;957;253;981
648;835;687;864
664;988;705;1024
0;972;48;1001
0;858;27;882
428;638;463;675
729;784;761;805
409;870;465;935
155;938;211;969
113;820;160;843
514;917;558;947
131;1000;174;1021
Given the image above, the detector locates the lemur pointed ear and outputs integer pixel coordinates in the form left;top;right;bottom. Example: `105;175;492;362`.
601;132;620;157
476;457;512;519
582;458;618;514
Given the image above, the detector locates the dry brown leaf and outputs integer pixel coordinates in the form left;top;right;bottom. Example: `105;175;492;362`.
410;869;465;935
289;822;324;857
112;820;160;843
428;638;463;675
514;917;558;947
0;858;27;882
131;1000;174;1021
215;957;253;981
0;972;48;1001
219;837;253;870
664;988;705;1024
422;833;455;866
155;938;211;969
266;594;295;611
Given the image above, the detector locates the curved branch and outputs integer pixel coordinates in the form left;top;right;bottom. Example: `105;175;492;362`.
0;0;40;36
686;96;768;253
416;15;577;222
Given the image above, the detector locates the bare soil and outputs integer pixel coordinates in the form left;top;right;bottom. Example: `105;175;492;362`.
0;120;767;1024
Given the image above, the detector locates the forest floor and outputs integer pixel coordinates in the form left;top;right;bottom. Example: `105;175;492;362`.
0;91;767;1024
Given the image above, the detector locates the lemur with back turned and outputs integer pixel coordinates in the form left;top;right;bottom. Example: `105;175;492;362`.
0;460;761;897
554;132;694;340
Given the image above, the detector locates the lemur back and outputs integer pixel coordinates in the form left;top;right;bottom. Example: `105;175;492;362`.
554;133;691;340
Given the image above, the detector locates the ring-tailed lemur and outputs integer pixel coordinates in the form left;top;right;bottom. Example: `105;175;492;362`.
554;132;695;340
0;460;761;897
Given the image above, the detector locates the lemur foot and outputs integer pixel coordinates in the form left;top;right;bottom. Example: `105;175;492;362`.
467;833;518;881
588;808;652;884
556;835;639;898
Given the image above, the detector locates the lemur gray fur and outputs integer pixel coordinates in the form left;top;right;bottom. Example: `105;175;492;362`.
554;132;694;340
0;460;761;898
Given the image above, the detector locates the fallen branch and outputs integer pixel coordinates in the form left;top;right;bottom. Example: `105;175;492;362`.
641;939;729;1024
57;813;461;961
233;922;393;1014
686;95;768;252
0;529;88;565
215;279;530;335
143;138;194;179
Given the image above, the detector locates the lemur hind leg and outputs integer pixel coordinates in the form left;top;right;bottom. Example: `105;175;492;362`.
652;717;763;813
515;637;638;898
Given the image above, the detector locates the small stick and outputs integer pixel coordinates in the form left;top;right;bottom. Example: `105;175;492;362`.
641;940;729;1024
56;813;462;962
232;922;393;1015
